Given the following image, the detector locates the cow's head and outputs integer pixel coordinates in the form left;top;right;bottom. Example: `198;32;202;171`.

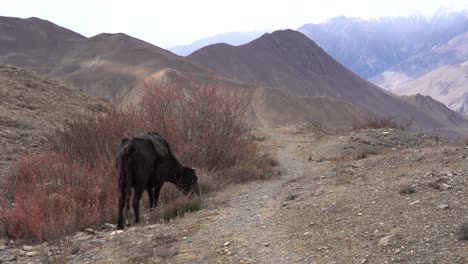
177;167;200;195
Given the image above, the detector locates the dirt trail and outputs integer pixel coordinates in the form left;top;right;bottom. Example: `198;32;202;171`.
172;129;321;263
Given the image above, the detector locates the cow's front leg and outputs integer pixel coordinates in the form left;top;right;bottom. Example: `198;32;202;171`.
147;186;154;210
153;183;164;208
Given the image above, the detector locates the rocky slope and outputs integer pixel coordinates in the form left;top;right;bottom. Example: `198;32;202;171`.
0;64;108;177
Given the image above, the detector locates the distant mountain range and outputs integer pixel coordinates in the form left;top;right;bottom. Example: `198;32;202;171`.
169;10;468;82
1;15;468;135
372;31;468;89
169;31;266;56
298;10;468;78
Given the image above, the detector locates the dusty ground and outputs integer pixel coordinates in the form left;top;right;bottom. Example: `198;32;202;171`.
2;125;468;263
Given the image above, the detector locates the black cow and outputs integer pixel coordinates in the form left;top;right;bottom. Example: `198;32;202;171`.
117;132;199;230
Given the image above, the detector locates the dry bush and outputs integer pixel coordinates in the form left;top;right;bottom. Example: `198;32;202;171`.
50;107;138;165
353;147;378;160
145;185;203;222
138;81;253;170
0;153;117;241
352;115;413;131
214;152;278;184
399;184;416;195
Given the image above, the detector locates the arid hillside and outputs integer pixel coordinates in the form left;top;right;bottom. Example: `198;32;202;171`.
49;33;213;103
392;62;468;114
122;68;372;129
0;16;85;74
0;64;108;177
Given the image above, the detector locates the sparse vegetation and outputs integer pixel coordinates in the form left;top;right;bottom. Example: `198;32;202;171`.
353;146;378;160
399;184;416;195
0;82;271;241
352;115;413;131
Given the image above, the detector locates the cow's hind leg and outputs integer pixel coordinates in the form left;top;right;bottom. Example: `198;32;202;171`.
117;189;127;230
132;186;144;224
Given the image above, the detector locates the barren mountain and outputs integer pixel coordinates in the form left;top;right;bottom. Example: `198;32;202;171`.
0;16;85;74
391;62;468;114
49;33;213;103
189;29;468;133
373;32;468;90
0;64;108;177
298;11;468;78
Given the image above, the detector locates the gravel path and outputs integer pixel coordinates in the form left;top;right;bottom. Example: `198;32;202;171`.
172;129;321;263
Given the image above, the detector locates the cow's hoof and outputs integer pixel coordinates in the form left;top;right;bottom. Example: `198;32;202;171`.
117;224;124;230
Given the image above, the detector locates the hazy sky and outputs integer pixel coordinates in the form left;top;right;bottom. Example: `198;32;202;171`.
1;0;467;48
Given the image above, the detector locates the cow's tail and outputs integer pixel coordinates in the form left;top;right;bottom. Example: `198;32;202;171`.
118;138;135;206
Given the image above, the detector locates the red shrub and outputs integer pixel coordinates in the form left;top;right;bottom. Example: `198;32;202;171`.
0;153;117;241
138;81;252;170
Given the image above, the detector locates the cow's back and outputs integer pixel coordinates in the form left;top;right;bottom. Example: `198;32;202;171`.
139;132;170;159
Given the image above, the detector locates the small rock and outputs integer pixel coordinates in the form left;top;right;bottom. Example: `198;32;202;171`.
147;224;159;229
25;251;38;257
0;255;16;262
361;259;368;264
224;242;231;247
437;203;450;209
439;183;452;190
227;251;232;255
101;223;116;230
22;245;34;251
394;248;401;254
70;245;81;255
382;132;390;135
303;232;310;236
110;230;124;235
90;239;106;245
357;212;362;216
84;228;95;235
409;200;420;205
262;195;269;199
263;243;270;247
77;235;93;241
378;234;394;246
